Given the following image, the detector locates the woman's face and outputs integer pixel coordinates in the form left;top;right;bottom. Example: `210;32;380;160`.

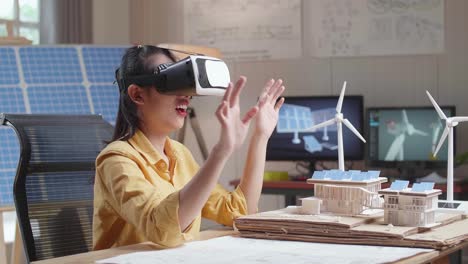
136;53;191;134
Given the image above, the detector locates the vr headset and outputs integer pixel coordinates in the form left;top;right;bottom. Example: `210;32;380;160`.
116;55;230;96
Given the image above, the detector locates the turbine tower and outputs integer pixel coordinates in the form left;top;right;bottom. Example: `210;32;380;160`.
426;91;468;201
307;81;366;171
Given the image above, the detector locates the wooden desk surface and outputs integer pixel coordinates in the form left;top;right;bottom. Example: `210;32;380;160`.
32;229;237;264
30;227;465;264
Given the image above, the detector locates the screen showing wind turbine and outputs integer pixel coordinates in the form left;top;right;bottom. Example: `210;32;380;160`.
266;96;364;161
367;107;455;165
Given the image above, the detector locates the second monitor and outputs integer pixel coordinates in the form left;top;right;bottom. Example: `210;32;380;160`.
267;96;364;161
367;106;456;169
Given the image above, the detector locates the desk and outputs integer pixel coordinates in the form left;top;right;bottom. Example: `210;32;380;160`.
229;180;468;206
32;229;237;264
30;228;466;264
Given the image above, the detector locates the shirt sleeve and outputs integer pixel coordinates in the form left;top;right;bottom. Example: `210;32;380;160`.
201;183;248;226
96;152;193;248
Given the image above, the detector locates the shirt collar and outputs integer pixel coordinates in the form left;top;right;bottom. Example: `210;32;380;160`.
128;129;176;165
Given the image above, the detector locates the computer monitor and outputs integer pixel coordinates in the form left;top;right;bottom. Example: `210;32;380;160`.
266;96;364;162
367;106;456;169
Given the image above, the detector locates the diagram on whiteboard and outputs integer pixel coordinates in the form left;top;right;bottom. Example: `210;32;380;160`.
184;0;301;61
308;0;444;57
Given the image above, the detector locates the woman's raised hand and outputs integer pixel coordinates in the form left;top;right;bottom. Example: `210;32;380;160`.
253;79;285;138
215;76;263;155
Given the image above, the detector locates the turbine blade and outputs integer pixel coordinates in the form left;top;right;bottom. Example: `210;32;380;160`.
426;91;447;120
342;118;366;143
413;129;429;136
402;110;409;125
308;118;336;131
336;81;346;113
451;116;468;123
434;127;449;156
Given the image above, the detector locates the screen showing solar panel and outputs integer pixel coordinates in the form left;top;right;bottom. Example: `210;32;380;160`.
277;104;313;132
267;96;364;161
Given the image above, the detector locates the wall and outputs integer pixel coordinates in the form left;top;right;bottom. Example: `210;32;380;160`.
94;0;468;211
92;0;130;45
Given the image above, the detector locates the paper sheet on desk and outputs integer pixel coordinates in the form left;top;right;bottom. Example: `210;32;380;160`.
96;236;433;264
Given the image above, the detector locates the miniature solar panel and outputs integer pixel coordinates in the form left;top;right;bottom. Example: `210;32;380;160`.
390;180;410;191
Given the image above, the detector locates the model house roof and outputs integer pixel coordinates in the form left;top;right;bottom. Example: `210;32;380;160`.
311;170;381;181
379;181;441;197
308;170;387;186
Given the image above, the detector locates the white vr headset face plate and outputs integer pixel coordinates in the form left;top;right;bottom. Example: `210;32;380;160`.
190;56;230;96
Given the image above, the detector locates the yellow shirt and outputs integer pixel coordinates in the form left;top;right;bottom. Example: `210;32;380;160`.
92;130;247;250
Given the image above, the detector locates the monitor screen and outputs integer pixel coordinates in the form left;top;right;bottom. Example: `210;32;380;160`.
266;96;364;161
367;106;455;168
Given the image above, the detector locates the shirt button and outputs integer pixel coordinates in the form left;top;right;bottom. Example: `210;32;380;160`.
156;160;168;171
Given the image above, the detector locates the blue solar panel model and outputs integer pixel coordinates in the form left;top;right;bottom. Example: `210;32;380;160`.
311;171;325;180
350;171;364;181
0;45;127;207
390;180;410;191
421;182;435;190
311;170;382;182
367;170;381;179
411;182;435;192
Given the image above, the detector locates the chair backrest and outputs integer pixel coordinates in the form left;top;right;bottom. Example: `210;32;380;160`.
1;114;113;262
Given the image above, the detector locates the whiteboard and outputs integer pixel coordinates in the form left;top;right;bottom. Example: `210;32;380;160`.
308;0;445;57
184;0;302;61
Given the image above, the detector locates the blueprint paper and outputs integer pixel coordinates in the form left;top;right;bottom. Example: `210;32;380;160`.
96;236;433;264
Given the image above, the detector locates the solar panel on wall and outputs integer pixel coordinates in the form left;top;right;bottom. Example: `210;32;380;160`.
0;45;126;207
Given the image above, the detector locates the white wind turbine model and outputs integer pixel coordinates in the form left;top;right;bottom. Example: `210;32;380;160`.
426;91;468;202
307;81;366;171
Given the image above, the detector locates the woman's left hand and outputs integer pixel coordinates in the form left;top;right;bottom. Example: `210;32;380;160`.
254;79;285;138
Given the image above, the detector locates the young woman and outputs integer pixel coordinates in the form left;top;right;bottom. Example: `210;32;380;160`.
93;45;285;249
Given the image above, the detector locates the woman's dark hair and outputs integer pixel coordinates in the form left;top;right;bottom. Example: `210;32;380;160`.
111;45;177;142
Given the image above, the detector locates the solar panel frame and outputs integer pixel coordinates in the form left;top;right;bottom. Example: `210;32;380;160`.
0;47;20;85
0;45;128;207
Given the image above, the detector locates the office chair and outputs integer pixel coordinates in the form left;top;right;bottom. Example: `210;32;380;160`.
1;114;113;262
